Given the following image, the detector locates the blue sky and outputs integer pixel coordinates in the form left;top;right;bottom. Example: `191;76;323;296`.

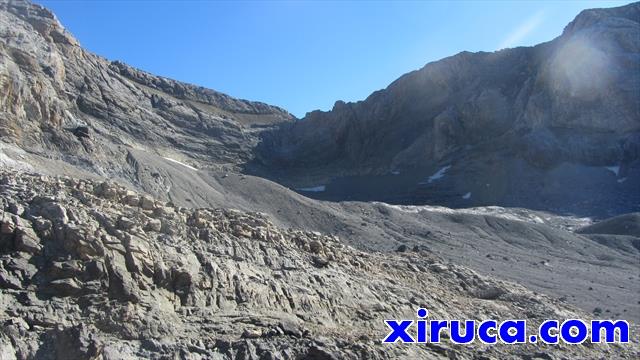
39;0;630;118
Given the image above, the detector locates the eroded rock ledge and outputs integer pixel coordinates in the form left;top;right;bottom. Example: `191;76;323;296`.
0;170;637;359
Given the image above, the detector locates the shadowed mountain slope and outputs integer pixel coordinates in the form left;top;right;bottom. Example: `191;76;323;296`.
0;2;639;358
254;3;640;217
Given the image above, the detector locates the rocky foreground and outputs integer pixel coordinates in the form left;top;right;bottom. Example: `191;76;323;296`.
0;170;638;359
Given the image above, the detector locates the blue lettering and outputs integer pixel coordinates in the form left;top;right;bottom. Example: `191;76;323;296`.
429;320;448;343
539;320;559;344
478;320;498;344
416;308;429;343
591;320;629;343
450;320;475;344
499;320;526;344
561;319;588;344
382;320;415;343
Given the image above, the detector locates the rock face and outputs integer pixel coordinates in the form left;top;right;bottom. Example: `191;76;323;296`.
1;170;638;359
0;1;639;359
578;212;640;237
254;3;640;216
0;0;293;176
1;0;637;216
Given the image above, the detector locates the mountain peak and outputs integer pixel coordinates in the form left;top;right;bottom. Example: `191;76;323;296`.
255;1;639;216
562;1;640;36
1;2;639;359
1;0;78;46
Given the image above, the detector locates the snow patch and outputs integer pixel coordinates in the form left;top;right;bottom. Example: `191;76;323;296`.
420;165;451;184
297;185;326;192
163;157;198;171
375;202;591;230
391;170;400;175
617;177;627;183
0;143;32;171
462;192;472;200
605;166;620;176
0;152;32;170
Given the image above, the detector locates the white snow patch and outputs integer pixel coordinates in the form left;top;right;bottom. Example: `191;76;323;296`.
0;152;32;170
163;157;198;171
0;143;32;171
605;166;620;176
462;192;472;200
297;185;326;192
375;202;591;230
420;165;451;184
617;177;627;183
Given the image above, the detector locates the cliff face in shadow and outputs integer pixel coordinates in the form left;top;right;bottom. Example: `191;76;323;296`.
1;2;640;358
253;3;640;216
2;0;638;216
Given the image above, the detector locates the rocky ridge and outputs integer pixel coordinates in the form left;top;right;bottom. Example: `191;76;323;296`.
1;170;638;359
0;1;638;358
1;0;638;216
0;0;293;179
253;3;640;216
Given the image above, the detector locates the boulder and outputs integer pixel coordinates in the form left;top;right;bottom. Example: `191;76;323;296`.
144;219;162;232
140;196;155;211
117;217;136;231
15;226;41;254
38;202;68;224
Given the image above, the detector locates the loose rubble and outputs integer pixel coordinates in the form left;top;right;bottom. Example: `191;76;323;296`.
1;170;638;359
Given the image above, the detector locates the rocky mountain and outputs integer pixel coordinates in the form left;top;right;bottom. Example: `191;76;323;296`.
0;1;639;359
1;170;639;359
0;0;292;177
254;3;640;217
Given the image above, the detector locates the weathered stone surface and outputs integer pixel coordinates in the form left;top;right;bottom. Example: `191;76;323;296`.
37;202;68;225
14;226;40;254
117;216;135;231
139;195;155;211
144;218;162;232
0;0;293;188
0;1;638;359
0;170;636;359
255;3;640;216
